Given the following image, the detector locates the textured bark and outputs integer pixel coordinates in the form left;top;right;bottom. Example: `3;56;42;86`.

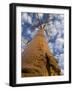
21;26;61;77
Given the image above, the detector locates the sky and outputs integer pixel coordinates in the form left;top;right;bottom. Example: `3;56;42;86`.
21;12;64;74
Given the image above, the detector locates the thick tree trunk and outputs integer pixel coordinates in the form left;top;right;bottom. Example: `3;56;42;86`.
21;26;61;77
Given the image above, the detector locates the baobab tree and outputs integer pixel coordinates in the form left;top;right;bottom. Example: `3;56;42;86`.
21;13;64;76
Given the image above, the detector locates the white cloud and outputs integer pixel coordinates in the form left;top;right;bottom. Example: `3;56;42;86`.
54;20;61;30
35;28;38;31
28;15;32;24
21;13;32;24
56;38;64;45
55;54;59;61
59;15;64;20
31;30;38;38
48;42;54;53
37;13;43;19
48;14;55;21
21;13;28;22
59;54;64;63
53;15;64;31
21;37;28;52
54;38;64;54
27;29;31;35
21;22;24;25
45;23;57;39
57;29;64;38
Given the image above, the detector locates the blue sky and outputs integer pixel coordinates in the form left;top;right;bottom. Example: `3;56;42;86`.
21;12;64;74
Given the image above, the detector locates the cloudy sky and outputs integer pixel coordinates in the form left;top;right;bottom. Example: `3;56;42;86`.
21;12;64;74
